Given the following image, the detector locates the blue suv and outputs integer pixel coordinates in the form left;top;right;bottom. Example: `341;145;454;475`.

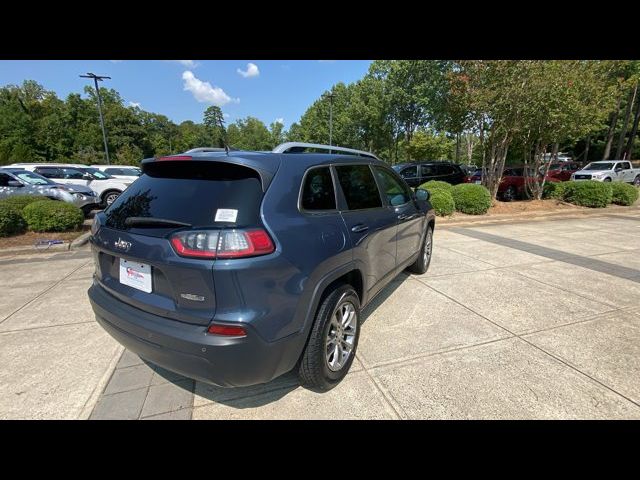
88;143;435;391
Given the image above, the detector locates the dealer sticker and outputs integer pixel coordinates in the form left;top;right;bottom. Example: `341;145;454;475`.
215;208;238;223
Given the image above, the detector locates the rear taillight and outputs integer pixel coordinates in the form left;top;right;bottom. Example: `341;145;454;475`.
207;324;247;337
170;228;275;259
157;155;192;161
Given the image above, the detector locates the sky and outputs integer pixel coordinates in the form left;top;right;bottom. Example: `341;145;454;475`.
0;60;372;128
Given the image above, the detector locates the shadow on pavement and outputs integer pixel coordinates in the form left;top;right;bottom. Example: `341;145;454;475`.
146;272;412;410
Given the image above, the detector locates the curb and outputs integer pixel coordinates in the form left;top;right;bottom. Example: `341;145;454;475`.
70;232;91;249
0;233;91;258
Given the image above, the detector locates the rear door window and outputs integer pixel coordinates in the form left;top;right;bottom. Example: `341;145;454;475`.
104;161;264;237
335;165;382;210
301;167;336;211
399;166;418;180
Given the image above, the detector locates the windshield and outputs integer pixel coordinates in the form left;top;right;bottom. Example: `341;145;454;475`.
81;167;113;179
584;162;614;171
14;171;55;185
118;168;141;176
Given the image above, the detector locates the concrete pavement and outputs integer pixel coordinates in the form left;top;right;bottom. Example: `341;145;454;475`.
2;208;640;419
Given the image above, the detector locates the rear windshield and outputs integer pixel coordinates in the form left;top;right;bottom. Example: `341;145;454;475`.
104;161;263;236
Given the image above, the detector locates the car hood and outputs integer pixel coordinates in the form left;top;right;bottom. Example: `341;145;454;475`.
56;183;96;194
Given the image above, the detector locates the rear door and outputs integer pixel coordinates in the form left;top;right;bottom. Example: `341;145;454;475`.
398;165;420;187
93;160;266;326
334;164;398;297
372;166;424;266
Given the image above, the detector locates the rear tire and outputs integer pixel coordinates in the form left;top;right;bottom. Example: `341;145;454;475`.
407;225;433;275
502;185;517;202
634;175;640;187
603;178;612;182
298;285;360;392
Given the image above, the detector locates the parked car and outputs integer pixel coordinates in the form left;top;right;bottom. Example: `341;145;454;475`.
571;160;640;185
88;142;435;391
541;161;582;182
91;165;141;182
468;166;560;201
0;168;99;214
9;163;133;208
391;161;467;187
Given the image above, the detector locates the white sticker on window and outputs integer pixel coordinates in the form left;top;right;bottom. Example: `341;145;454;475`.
215;209;238;223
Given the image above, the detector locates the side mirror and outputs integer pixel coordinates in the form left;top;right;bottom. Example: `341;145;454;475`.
7;180;24;187
415;188;430;202
82;173;93;180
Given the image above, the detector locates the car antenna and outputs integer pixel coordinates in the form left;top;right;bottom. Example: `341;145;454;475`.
218;116;230;155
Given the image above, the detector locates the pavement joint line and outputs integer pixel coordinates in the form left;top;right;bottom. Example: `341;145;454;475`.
355;355;406;420
416;276;640;412
0;260;93;326
0;320;96;335
362;335;516;374
516;306;631;338
450;227;640;283
505;268;619;310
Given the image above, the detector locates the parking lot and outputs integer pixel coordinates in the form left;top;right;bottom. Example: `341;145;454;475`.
1;209;640;419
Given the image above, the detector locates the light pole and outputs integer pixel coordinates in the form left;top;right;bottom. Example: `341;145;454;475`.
323;92;335;152
80;73;111;165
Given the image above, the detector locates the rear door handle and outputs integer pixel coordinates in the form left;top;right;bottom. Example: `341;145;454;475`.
351;224;369;233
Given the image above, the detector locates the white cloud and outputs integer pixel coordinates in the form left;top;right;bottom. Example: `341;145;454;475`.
127;101;141;108
182;71;239;106
237;62;260;78
223;113;230;118
275;118;284;125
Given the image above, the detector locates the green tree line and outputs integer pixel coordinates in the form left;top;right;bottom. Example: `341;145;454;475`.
1;60;639;199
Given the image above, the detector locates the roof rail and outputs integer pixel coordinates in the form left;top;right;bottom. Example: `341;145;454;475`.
183;147;227;153
272;142;379;160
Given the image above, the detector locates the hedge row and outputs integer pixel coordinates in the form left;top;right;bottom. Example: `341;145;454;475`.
0;196;84;237
419;182;492;216
543;180;638;208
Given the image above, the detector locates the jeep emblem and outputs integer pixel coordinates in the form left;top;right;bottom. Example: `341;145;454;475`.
114;238;132;251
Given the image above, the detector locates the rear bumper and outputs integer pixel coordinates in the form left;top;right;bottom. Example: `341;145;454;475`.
88;282;303;387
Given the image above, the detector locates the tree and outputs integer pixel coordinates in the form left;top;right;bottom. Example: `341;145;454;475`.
203;106;226;148
406;130;454;160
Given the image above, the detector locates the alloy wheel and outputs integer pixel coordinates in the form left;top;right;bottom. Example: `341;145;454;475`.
325;301;358;372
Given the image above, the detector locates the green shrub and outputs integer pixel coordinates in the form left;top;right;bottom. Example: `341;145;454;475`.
0;204;27;237
610;182;639;206
22;200;84;232
429;189;455;216
451;183;492;215
420;180;452;193
563;181;612;208
542;181;568;200
0;195;52;213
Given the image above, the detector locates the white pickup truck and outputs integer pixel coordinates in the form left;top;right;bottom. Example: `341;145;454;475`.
571;161;640;186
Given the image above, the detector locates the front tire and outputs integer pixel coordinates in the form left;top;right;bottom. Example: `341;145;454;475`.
502;185;517;202
102;190;121;208
407;225;433;275
634;175;640;187
603;178;612;182
298;285;361;392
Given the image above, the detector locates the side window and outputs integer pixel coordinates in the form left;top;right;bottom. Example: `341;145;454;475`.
35;168;61;179
301;167;336;211
621;162;631;170
399;166;418;180
0;173;12;186
335;165;382;210
373;167;412;206
61;168;85;179
105;168;121;175
420;165;435;177
437;165;455;175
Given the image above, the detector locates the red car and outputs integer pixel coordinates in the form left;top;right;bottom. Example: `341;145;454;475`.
541;161;582;182
469;166;561;201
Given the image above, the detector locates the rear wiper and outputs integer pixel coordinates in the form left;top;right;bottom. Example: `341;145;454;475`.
124;217;191;228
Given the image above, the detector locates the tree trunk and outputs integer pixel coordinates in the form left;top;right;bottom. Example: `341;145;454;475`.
584;135;590;163
624;97;640;160
466;132;474;162
603;96;622;160
455;132;460;162
616;84;638;159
